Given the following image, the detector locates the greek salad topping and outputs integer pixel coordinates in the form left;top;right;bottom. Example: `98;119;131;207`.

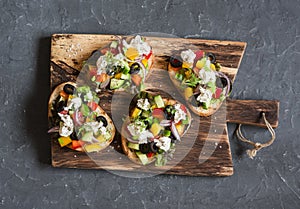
125;92;190;166
171;50;231;110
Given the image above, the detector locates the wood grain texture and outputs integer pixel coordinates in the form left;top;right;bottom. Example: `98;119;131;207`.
226;99;279;128
49;34;250;176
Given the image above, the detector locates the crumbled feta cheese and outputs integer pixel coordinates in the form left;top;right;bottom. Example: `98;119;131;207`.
127;121;146;137
129;35;151;55
72;97;82;110
58;113;74;137
174;104;187;124
137;98;150;111
85;91;93;102
114;53;125;61
85;121;104;134
180;49;196;64
138;130;154;144
198;68;216;84
197;87;212;103
96;56;107;74
154;137;171;152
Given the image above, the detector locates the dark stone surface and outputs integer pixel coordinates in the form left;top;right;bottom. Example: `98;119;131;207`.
0;0;299;208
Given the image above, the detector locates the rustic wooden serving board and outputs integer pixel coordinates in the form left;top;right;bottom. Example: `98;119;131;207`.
49;34;279;176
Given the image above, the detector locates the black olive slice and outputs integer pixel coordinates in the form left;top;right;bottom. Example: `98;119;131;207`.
206;52;216;64
106;69;115;76
96;116;108;127
150;142;159;153
56;100;66;112
216;77;224;88
129;63;141;74
221;77;228;87
169;56;183;68
139;143;150;154
70;132;78;140
63;84;76;95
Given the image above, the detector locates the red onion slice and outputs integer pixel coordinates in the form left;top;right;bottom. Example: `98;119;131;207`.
171;122;181;141
47;126;59;133
74;110;83;126
215;71;231;96
160;120;172;127
126;137;140;144
137;61;147;82
100;77;110;89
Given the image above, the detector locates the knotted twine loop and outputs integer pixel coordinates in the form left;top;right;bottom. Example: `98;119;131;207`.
236;112;276;159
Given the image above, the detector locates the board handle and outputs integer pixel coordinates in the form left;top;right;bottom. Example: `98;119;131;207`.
226;99;279;128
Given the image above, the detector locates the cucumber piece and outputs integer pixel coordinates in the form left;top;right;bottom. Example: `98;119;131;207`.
110;41;118;48
82;132;93;142
128;142;140;150
122;62;130;74
110;78;125;90
142;110;151;118
136;151;149;165
154;95;165;108
175;72;184;81
121;73;130;80
182;117;189;125
81;103;90;117
163;129;171;137
202;101;210;110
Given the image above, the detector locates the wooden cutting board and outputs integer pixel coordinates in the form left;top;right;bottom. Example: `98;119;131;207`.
49;34;279;176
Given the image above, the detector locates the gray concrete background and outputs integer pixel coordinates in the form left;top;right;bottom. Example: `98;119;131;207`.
0;0;299;208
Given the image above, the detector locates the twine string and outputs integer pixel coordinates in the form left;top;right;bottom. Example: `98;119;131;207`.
236;113;276;159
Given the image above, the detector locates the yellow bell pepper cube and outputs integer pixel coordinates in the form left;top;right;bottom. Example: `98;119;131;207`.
58;136;72;147
150;123;162;136
84;143;102;153
125;47;139;60
114;73;122;79
131;107;141;118
184;87;193;99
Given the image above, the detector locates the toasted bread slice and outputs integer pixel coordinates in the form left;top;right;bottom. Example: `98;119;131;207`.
121;94;192;165
168;64;223;117
48;82;115;152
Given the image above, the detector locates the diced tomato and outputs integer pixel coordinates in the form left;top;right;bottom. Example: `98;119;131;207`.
72;140;84;150
152;108;165;120
96;73;108;82
213;88;223;99
147;152;155;158
100;47;109;55
60;90;69;100
194;50;204;61
144;50;152;60
59;110;68;115
110;48;119;55
89;66;97;77
180;104;187;113
131;74;142;86
170;66;181;71
87;101;99;111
